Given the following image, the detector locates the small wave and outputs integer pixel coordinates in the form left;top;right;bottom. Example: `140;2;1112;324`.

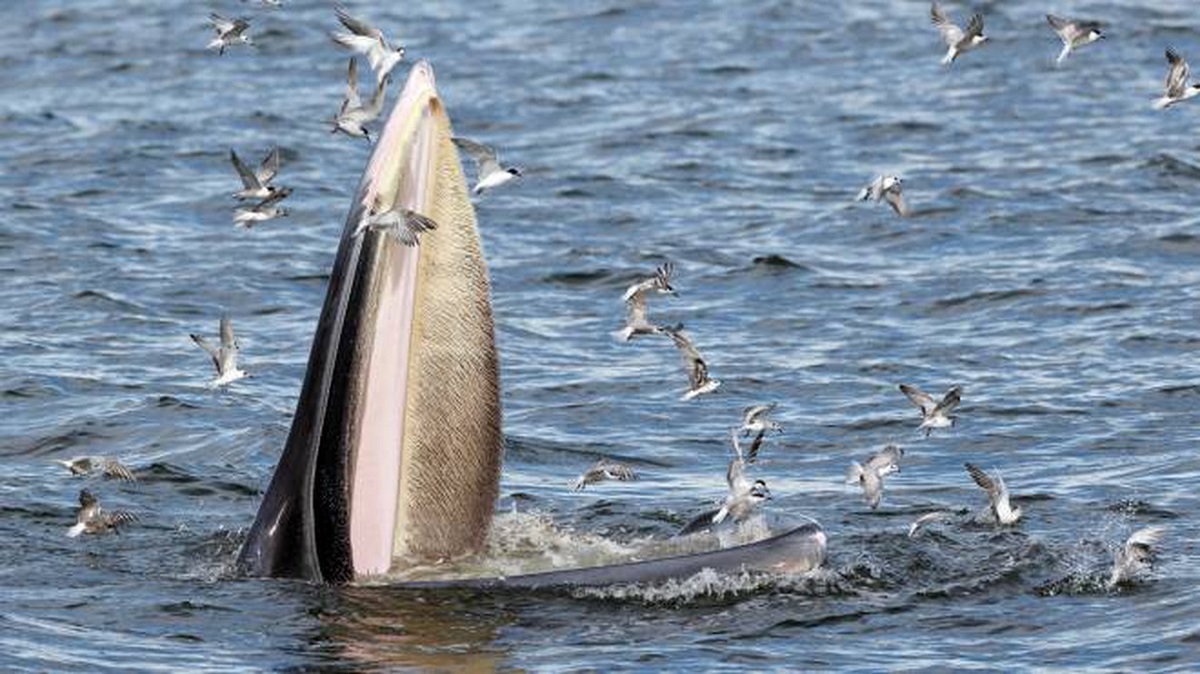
931;288;1042;311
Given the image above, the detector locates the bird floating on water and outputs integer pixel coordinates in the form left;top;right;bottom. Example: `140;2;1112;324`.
930;2;988;65
1154;48;1200;110
230;147;282;201
452;137;523;196
331;6;405;85
1046;14;1104;66
571;458;638;491
964;462;1022;525
857;175;908;217
66;489;136;538
846;444;903;510
899;383;961;437
55;456;136;482
333;58;389;141
1108;526;1165;588
208;14;253;55
663;323;720;400
191;316;247;387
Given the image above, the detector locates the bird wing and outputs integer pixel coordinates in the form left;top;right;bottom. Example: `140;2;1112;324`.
667;328;708;389
229;149;261;190
742;403;776;427
101;458;136;482
726;456;750;495
965;462;997;498
257;147;280;185
625;291;650;326
934;385;962;414
219;316;237;351
1126;526;1165;554
962;13;985;42
601;460;636;481
341;58;363;113
883;188;907;216
746;429;767;463
254;186;292;209
335;6;382;39
930;3;963;47
653;261;675;293
363;76;389;117
190;334;221;373
900;383;936;415
867;444;903;472
1046;14;1069;33
452;137;502;179
1166;48;1190;99
210;13;236;34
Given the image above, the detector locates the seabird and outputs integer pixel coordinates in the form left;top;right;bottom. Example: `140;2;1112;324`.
1108;526;1165;588
208;14;253;55
571;458;637;491
662;324;720;400
1046;14;1104;66
856;175;908;217
333;58;389;141
352;196;437;246
66;489;136;538
331;6;405;85
230;147;282;201
729;425;770;464
713;440;771;525
451;137;523;196
190;316;247;387
930;2;988;65
617;263;675;342
899;383;961;437
55;456;136;482
740;403;783;436
846;444;903;510
964;462;1022;525
908;510;950;537
233;187;291;228
621;262;676;302
1154;48;1200;110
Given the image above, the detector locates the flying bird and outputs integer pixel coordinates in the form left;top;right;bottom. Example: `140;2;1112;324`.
1046;14;1104;66
663;324;720;400
331;6;405;85
333;58;389;141
739;403;782;436
207;14;252;55
229;147;282;201
1108;526;1165;588
571;458;637;491
857;174;908;217
54;456;136;482
930;3;988;65
452;137;523;196
66;490;136;538
964;462;1022;525
846;444;904;510
352;198;437;246
1154;48;1200;110
233;187;291;228
617;262;675;342
191;316;247;387
899;383;961;437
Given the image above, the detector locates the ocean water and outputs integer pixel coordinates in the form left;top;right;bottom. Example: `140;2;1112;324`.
2;0;1200;670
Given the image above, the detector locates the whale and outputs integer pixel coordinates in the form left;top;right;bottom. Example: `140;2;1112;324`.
237;61;827;586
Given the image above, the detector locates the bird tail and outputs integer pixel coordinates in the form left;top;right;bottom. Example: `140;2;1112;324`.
941;49;956;65
1056;44;1071;66
1153;97;1173;110
66;523;86;538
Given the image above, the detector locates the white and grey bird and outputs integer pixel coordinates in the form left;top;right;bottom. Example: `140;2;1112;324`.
452;137;523;196
571;458;638;491
1046;14;1104;66
740;403;783;436
617;262;675;341
190;316;247;387
331;6;405;85
931;2;988;65
857;174;908;217
352;197;437;246
908;510;950;538
208;14;253;55
846;444;904;510
229;147;282;201
663;324;720;400
1108;526;1165;588
713;442;771;525
55;456;136;482
66;489;136;538
1154;48;1200;110
333;58;389;141
233;187;291;228
899;383;961;437
964;462;1022;525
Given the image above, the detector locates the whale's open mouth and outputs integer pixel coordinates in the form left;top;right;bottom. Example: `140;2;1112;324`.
236;62;503;583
